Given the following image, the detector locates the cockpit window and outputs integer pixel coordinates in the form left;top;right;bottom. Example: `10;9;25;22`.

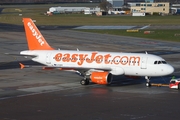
154;61;157;64
154;61;167;64
162;61;167;64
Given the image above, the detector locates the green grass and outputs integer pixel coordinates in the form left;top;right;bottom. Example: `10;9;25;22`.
77;29;180;42
1;14;180;26
1;5;180;25
0;4;180;42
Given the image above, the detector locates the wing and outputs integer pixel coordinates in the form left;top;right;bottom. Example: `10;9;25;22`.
19;63;112;76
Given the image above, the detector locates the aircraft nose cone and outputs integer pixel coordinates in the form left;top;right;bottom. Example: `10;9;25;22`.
167;65;174;75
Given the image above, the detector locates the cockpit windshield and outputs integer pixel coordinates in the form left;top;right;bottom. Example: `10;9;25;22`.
154;61;167;64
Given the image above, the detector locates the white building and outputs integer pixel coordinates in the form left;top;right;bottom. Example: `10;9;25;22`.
49;7;87;13
84;7;101;14
49;7;100;14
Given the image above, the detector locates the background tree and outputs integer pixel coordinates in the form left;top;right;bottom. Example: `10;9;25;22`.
98;0;112;12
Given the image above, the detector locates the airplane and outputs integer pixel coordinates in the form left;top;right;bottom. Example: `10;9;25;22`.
19;18;174;87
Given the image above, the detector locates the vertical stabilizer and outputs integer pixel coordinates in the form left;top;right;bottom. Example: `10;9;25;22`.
23;18;54;50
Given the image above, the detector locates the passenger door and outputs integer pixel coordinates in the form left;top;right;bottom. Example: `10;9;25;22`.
141;57;147;69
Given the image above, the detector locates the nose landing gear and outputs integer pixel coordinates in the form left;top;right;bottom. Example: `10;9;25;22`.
145;76;151;87
80;78;90;85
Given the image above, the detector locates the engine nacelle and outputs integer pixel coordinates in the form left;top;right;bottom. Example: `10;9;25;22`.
90;72;113;85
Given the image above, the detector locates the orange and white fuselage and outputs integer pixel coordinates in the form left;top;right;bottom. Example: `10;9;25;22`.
20;18;174;86
20;50;173;77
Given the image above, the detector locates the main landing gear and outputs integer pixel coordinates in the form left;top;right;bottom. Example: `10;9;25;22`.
80;78;90;85
145;76;151;87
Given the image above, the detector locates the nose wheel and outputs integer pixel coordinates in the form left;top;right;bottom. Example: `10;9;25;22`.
145;76;151;87
145;82;151;87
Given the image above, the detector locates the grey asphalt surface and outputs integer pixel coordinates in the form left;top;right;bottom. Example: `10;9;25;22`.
0;26;180;120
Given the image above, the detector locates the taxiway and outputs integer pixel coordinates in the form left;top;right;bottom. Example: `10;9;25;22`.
0;27;180;120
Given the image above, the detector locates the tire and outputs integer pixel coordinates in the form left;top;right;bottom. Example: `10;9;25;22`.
80;79;89;85
146;82;151;87
178;84;180;90
80;79;86;85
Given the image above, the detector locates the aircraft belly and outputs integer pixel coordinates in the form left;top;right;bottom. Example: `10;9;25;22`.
124;67;136;75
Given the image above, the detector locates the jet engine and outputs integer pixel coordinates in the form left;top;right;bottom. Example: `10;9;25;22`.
90;72;113;85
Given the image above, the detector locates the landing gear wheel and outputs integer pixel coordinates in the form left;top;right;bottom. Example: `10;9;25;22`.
145;76;151;87
146;82;151;87
80;79;89;85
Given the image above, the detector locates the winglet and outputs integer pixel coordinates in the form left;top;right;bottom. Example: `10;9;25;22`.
19;63;25;69
23;18;54;50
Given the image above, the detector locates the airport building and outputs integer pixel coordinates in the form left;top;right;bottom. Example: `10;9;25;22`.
128;2;169;15
171;4;180;14
49;7;87;13
47;1;177;15
107;0;125;14
48;7;100;14
107;0;124;7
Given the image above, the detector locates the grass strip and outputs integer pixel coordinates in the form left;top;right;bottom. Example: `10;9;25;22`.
76;29;180;42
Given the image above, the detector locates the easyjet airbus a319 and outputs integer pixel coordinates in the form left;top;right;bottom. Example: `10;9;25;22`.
20;18;174;87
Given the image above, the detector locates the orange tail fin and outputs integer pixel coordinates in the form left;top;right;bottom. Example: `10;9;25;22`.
23;18;54;50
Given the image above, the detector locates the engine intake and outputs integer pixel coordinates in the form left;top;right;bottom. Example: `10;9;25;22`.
90;72;113;85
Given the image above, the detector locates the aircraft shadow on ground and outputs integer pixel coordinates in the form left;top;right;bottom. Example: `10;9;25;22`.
0;60;41;70
0;59;175;86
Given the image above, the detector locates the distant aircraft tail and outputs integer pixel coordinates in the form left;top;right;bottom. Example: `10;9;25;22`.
23;18;54;50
